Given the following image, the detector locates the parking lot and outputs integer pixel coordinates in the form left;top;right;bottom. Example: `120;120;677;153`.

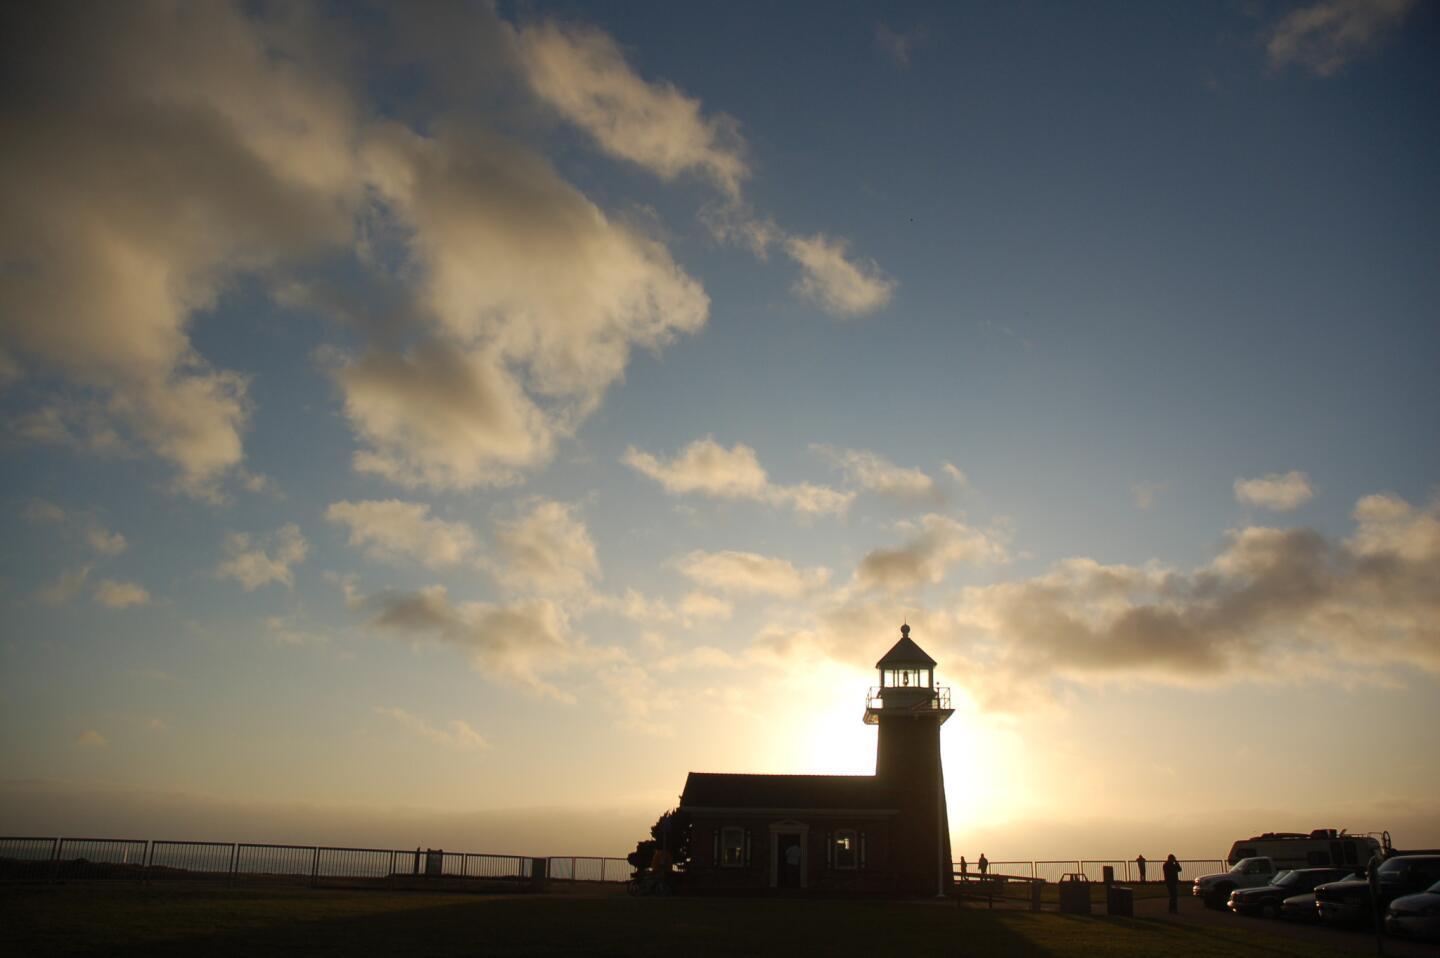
1132;894;1438;957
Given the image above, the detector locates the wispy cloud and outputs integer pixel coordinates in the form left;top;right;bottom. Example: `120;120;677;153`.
74;729;108;748
36;566;91;605
1265;0;1417;76
813;445;939;501
1235;471;1314;511
856;514;1010;592
784;234;895;317
677;550;831;598
374;706;489;751
326;499;478;569
874;23;929;69
216;524;309;590
623;437;853;516
93;579;149;609
494;500;600;595
518;21;748;196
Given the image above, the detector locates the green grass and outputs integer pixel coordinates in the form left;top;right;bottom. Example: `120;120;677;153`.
0;884;1355;957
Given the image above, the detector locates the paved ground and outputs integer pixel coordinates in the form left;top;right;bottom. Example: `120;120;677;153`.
1132;894;1439;957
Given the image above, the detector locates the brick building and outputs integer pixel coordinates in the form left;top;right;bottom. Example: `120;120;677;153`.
679;625;953;896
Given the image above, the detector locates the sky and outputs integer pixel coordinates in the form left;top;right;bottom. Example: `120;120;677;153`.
1;0;1437;861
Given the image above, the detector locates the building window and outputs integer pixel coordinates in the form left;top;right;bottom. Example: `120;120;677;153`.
721;827;745;867
833;829;858;869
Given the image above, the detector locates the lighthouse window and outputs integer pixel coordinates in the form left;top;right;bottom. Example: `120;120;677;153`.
720;827;745;867
833;830;858;869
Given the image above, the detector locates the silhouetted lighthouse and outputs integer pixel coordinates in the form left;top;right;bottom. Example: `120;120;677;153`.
864;624;954;896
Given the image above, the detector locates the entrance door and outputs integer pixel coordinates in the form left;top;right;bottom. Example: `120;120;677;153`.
776;833;803;888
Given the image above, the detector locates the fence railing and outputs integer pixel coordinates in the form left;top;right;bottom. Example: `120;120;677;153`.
955;858;1227;883
0;836;627;887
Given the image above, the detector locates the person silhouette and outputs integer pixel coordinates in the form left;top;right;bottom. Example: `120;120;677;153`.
1163;854;1182;913
959;855;968;879
978;853;988;877
1136;854;1147;883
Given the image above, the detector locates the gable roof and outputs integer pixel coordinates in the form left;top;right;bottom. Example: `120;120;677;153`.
680;772;891;810
875;627;937;668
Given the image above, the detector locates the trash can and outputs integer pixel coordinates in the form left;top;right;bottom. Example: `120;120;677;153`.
1107;884;1133;917
1058;873;1092;915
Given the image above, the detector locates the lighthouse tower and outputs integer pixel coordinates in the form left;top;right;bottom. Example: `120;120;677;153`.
864;624;954;896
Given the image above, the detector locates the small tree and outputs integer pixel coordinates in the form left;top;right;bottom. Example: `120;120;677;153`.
628;806;693;874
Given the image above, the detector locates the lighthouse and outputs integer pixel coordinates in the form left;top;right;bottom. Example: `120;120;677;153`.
865;624;954;896
679;623;956;896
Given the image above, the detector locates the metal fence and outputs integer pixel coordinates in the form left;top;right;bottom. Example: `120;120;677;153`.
956;858;1227;883
0;836;626;887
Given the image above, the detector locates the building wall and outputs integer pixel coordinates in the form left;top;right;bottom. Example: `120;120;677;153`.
684;813;896;895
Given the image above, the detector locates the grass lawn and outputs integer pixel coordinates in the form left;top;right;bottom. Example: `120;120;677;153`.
0;883;1357;957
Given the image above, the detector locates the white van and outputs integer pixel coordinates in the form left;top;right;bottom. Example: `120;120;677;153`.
1226;830;1382;869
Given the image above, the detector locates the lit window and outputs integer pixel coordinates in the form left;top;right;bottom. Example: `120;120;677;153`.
834;830;858;869
721;827;744;867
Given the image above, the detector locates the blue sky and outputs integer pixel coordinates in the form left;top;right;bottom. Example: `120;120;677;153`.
1;0;1436;857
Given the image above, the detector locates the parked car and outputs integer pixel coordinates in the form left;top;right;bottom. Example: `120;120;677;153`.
1279;869;1365;921
1385;877;1440;942
1229;867;1354;918
1316;854;1440;926
1194;857;1281;909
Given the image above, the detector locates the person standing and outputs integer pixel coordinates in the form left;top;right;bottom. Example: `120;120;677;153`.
1136;854;1147;883
959;855;967;879
978;853;989;877
1163;854;1182;913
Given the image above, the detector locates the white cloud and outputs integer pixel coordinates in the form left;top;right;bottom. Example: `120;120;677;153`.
1235;471;1315;511
950;492;1440;699
1266;0;1417;76
216;523;309;590
326;499;478;569
518;21;748;197
678;550;831;598
74;730;108;748
784;233;895;316
93;579;149;609
0;3;360;498
623;437;853;516
340;120;709;490
515;16;896;323
494;500;600;594
856;514;1009;592
374;706;490;751
813;445;938;501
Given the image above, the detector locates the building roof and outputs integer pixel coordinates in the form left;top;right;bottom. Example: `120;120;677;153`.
680;772;892;810
875;625;937;669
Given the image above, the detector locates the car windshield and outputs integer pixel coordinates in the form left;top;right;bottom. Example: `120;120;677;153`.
1272;871;1299;888
1428;878;1440;894
1378;859;1408;878
1228;859;1253;874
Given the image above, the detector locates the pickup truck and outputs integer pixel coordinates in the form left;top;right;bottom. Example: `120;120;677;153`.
1194;857;1281;908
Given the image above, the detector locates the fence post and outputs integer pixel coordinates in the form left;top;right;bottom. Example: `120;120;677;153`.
141;841;152;885
389;850;396;888
311;847;320;888
228;843;238;884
